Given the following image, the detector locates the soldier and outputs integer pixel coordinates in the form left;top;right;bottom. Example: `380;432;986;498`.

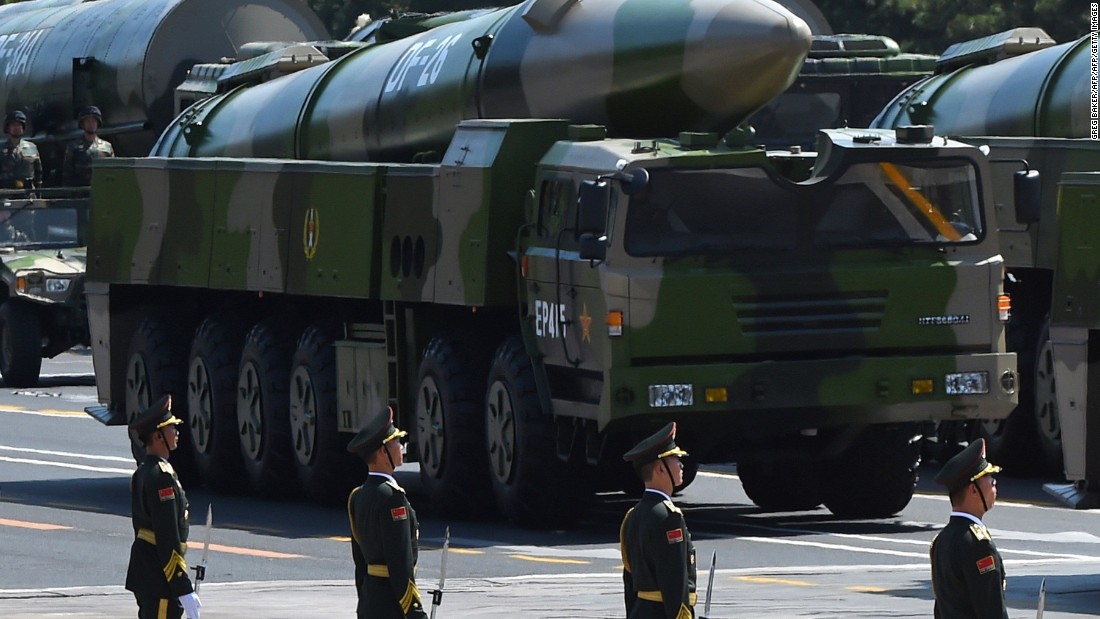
620;422;697;619
125;395;202;619
347;408;428;619
0;111;42;191
929;438;1007;619
62;105;114;186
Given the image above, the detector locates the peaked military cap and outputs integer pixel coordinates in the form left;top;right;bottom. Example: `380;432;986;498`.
623;422;689;464
128;395;181;440
934;438;1002;493
347;406;407;455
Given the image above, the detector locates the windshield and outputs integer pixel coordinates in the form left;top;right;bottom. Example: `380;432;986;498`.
0;204;84;248
623;160;981;257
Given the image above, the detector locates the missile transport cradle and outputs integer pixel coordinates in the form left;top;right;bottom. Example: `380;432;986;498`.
875;28;1100;507
77;0;1024;524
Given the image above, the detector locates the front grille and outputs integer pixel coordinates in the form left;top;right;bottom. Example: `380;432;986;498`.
732;291;886;336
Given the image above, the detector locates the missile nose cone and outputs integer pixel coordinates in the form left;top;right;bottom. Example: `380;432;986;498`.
682;0;812;126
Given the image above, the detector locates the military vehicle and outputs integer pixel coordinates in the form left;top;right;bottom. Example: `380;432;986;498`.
750;33;937;151
84;0;1019;525
0;0;327;387
0;190;89;386
873;29;1098;506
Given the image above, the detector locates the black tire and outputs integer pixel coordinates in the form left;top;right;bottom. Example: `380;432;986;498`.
823;423;921;519
414;335;492;517
186;314;249;494
237;318;300;499
738;454;825;512
1031;319;1063;475
485;336;592;527
290;322;363;504
124;313;198;486
0;300;42;387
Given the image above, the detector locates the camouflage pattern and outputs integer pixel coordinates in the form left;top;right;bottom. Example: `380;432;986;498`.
0;138;42;190
87;117;1017;519
873;32;1089;138
0;195;90;386
62;136;114;186
750;34;937;150
154;0;812;162
872;27;1100;502
0;0;327;176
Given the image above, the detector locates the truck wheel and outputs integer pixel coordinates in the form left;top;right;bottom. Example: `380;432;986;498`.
290;322;362;504
823;423;920;519
187;314;248;493
1031;320;1063;475
485;336;592;527
738;454;824;512
414;335;491;517
125;313;198;485
237;318;300;498
0;301;42;387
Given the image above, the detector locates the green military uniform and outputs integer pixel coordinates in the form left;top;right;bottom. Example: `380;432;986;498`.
125;395;194;619
0;137;41;190
929;438;1008;619
347;410;428;619
63;135;114;186
620;423;697;619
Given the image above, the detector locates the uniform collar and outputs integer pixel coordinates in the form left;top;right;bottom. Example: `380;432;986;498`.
369;471;398;485
950;510;986;528
644;488;673;503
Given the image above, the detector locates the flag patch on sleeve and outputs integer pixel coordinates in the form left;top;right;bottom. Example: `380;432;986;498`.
666;528;684;544
391;506;408;521
158;487;175;502
976;555;996;574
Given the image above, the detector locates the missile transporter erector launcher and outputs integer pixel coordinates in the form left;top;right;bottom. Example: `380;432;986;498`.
85;0;1018;524
874;29;1100;506
0;0;328;387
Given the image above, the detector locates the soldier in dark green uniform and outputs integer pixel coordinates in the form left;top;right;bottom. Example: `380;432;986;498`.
62;105;114;186
620;422;697;619
125;395;202;619
347;407;428;619
929;438;1007;619
0;111;42;191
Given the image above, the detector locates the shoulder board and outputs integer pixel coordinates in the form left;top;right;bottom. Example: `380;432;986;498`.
157;461;175;475
663;499;681;514
968;523;991;542
384;479;405;493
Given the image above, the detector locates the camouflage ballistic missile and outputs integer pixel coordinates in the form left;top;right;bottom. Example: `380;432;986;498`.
873;29;1089;138
154;0;812;162
0;0;327;163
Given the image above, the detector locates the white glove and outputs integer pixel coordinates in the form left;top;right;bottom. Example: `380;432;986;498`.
179;591;202;619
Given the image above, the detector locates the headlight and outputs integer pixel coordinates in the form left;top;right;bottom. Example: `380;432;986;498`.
648;384;694;408
944;371;989;395
46;278;71;293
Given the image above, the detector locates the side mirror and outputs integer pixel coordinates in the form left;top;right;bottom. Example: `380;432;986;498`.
617;168;649;196
1013;169;1041;224
577;180;609;235
579;233;607;261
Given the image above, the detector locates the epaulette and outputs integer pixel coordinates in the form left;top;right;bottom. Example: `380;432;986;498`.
385;479;406;494
158;460;175;475
663;499;682;515
968;523;991;542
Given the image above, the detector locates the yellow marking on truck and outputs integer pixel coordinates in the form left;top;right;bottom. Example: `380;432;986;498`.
0;517;71;531
509;554;589;565
879;162;961;241
736;575;815;587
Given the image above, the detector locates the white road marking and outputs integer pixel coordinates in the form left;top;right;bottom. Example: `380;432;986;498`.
0;444;132;462
0;455;131;475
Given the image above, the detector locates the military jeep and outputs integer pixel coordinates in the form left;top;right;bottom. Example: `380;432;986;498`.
0;189;89;387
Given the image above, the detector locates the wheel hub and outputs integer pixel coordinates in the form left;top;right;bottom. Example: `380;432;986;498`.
289;366;318;466
486;380;516;485
237;360;264;460
416;376;445;477
187;357;213;454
